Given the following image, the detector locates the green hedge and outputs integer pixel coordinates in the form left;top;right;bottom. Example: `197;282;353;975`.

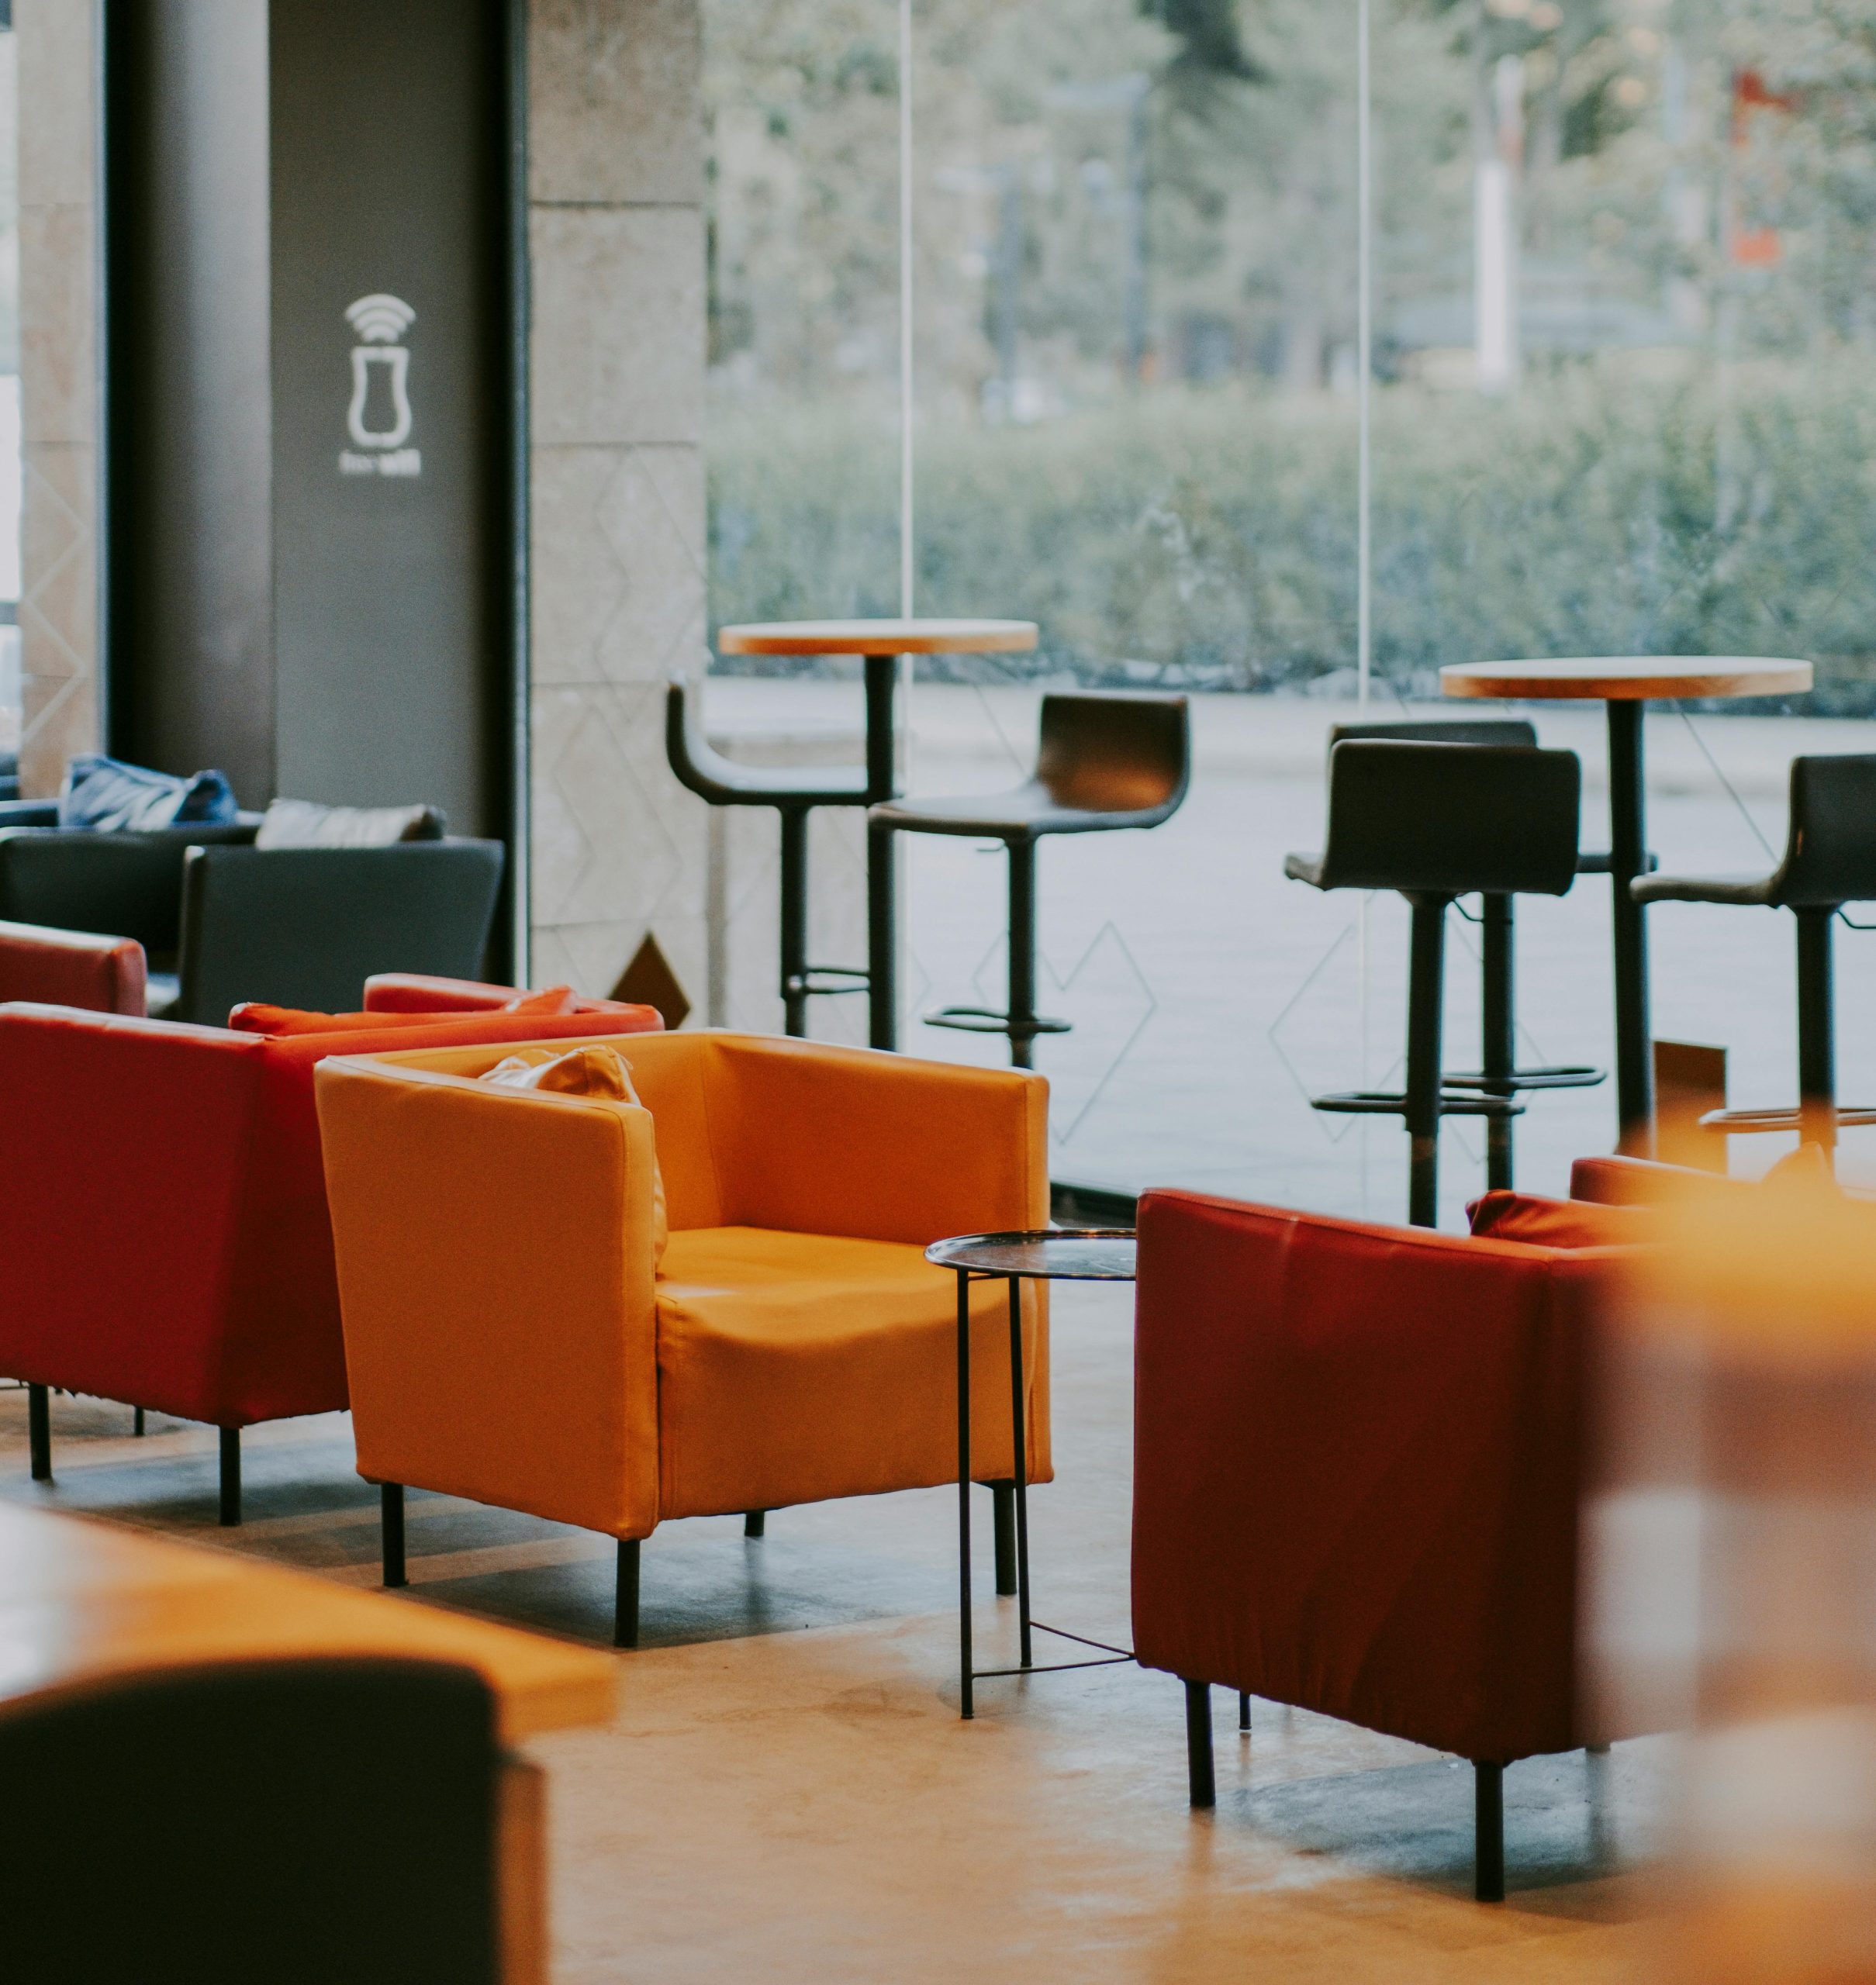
707;360;1876;709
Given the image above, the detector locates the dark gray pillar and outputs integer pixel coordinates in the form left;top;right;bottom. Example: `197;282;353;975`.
105;0;518;870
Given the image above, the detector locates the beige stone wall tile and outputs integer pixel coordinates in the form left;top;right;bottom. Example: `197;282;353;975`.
19;203;94;448
592;444;705;682
16;0;95;209
530;448;624;687
528;0;703;208
528;208;703;447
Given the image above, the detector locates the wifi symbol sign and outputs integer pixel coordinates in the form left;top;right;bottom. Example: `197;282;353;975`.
344;293;418;461
346;293;416;345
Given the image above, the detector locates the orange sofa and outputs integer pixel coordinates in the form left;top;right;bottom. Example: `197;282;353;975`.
314;1030;1052;1645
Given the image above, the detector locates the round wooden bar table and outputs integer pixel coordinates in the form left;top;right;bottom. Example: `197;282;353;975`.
1442;656;1813;1151
716;619;1039;1048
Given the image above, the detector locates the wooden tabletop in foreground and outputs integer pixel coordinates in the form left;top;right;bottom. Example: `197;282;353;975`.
1442;656;1814;702
0;1503;615;1743
717;618;1038;656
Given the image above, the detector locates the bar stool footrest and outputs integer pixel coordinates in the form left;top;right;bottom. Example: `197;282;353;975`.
1700;1103;1876;1134
924;1005;1073;1042
787;966;871;999
1311;1089;1524;1120
1443;1065;1606;1093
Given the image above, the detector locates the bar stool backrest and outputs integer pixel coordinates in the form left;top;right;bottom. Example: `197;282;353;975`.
1771;754;1876;906
1034;693;1190;822
1327;718;1538;754
1317;740;1581;898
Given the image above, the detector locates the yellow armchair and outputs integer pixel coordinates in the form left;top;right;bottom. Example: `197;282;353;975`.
313;1031;1050;1645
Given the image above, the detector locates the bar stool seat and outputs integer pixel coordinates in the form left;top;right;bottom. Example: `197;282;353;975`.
666;679;874;1031
1632;753;1876;1151
869;692;1189;1065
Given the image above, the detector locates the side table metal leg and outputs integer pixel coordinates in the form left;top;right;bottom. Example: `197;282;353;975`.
1007;1278;1032;1670
956;1268;973;1720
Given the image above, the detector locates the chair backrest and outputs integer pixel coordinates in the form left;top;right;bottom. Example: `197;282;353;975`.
1771;754;1876;906
1315;740;1580;897
1327;717;1538;753
0;819;257;958
173;839;505;1024
0;1657;498;1985
0;918;145;1013
1035;692;1190;821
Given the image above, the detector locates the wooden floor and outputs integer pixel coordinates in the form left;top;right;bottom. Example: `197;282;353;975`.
0;1281;1668;1982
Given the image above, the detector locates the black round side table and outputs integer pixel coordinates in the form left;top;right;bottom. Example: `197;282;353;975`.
924;1227;1136;1719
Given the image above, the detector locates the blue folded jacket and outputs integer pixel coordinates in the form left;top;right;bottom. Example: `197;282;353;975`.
58;754;238;834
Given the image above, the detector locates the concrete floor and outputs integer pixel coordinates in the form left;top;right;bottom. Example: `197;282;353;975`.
0;1281;1670;1982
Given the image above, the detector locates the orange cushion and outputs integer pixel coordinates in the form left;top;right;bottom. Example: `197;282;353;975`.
1467;1190;1662;1249
481;1045;667;1264
654;1226;1049;1519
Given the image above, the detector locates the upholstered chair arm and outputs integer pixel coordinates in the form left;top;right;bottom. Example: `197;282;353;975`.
704;1037;1050;1245
0;1006;268;1417
314;1057;662;1539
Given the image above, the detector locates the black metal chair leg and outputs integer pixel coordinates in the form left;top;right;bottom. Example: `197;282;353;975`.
1481;893;1515;1191
990;1482;1017;1597
1007;836;1038;1072
27;1383;50;1482
382;1482;406;1588
615;1538;641;1649
218;1427;241;1526
1184;1681;1215;1809
1238;1691;1251;1734
1405;895;1450;1228
1474;1761;1505;1902
133;1407;145;1437
743;1510;766;1538
1796;905;1838;1153
868;817;897;1051
779;807;810;1038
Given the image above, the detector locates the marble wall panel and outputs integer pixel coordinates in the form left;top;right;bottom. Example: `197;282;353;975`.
527;0;710;1012
16;0;101;797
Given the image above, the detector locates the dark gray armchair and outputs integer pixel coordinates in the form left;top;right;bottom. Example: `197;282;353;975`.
157;839;506;1022
0;816;263;965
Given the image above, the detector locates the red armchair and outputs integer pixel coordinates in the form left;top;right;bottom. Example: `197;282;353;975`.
0;919;145;1013
1131;1186;1641;1901
0;996;662;1522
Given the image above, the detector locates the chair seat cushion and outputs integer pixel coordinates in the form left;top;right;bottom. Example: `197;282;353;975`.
655;1225;1049;1520
1467;1189;1661;1249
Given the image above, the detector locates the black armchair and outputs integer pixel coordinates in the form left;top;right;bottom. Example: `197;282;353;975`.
160;838;506;1022
0;816;263;965
0;1656;502;1985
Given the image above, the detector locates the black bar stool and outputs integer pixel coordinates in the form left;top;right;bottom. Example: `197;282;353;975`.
1330;719;1605;1189
1285;739;1584;1226
666;678;874;1036
1632;753;1876;1154
868;692;1189;1066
